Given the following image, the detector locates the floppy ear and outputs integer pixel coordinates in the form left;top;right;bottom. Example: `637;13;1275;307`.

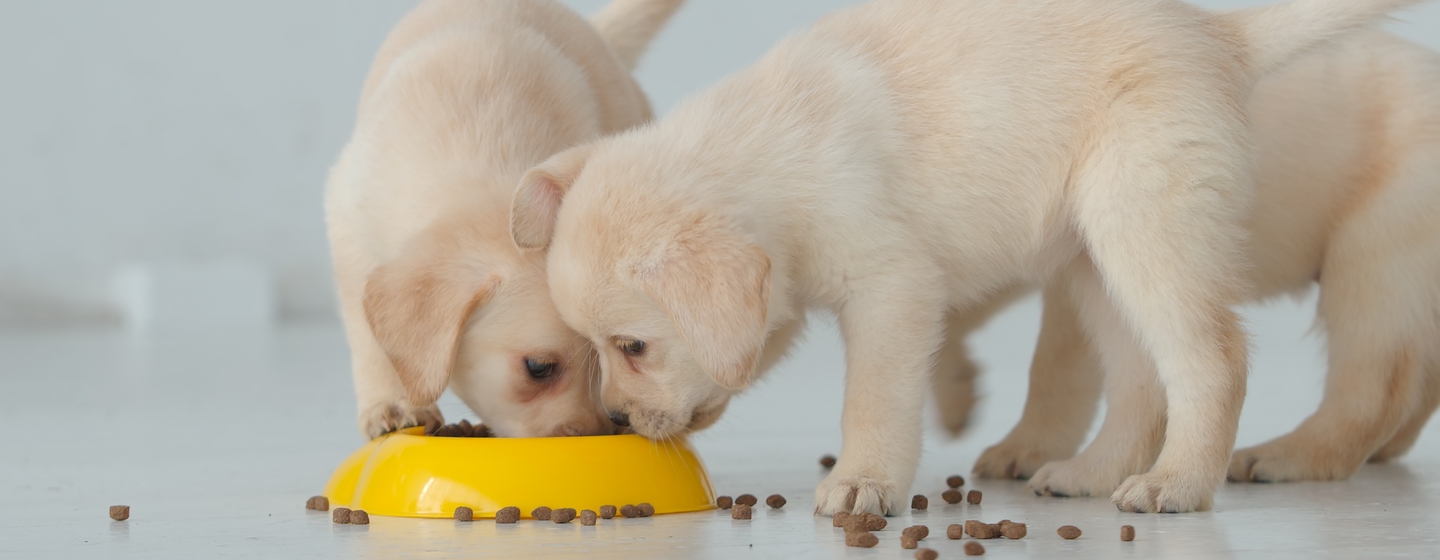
510;144;594;250
638;226;771;391
363;239;499;405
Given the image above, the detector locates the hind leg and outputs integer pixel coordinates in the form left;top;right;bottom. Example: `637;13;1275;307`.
1370;365;1440;462
932;286;1028;437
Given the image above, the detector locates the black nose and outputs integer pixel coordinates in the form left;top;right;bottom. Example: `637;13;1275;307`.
608;411;630;427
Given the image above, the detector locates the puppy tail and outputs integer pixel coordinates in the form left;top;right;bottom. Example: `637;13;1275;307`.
1222;0;1429;76
590;0;685;71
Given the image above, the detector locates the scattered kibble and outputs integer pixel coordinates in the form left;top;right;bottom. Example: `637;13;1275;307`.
333;507;352;524
109;505;130;521
912;494;928;510
425;421;493;438
833;512;851;527
862;512;887;531
551;508;577;524
965;520;1001;539
452;506;473;522
964;540;986;555
820;455;837;468
999;520;1026;540
735;494;758;507
942;489;964;504
716;496;733;509
621;505;641;518
637;503;655;517
967;490;982;505
1121;525;1135;542
766;494;786;509
349;510;370;525
732;503;752;520
901;535;919;549
495;506;520;524
305;496;330;511
845;531;879;548
1057;525;1082;540
947;475;965;488
599;505;617;519
580;509;597;526
902;525;929;540
946;524;964;540
532;506;553;521
916;549;939;560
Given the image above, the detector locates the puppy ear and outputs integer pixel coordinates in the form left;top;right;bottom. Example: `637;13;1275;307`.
363;237;499;406
510;144;594;250
638;225;771;390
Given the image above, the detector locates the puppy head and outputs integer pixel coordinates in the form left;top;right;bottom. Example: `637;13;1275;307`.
511;144;771;439
364;220;611;437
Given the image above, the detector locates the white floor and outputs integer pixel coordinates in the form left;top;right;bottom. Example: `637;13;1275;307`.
2;293;1438;559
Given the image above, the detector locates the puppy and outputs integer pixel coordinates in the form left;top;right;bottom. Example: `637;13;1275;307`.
510;0;1425;514
953;30;1440;486
325;0;683;439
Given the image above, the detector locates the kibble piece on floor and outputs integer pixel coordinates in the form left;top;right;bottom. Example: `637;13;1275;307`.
965;520;1001;539
580;509;597;526
820;455;837;468
947;524;964;540
531;506;553;521
109;505;130;521
766;494;786;509
599;505;617;519
901;535;918;549
637;503;655;517
735;494;758;507
716;496;733;509
942;489;963;504
1000;520;1026;540
902;525;929;540
495;506;521;524
947;475;965;488
1057;525;1082;540
454;506;474;522
731;504;752;520
332;507;352;524
1121;525;1135;542
966;490;982;505
964;540;986;556
911;494;928;510
551;508;577;524
845;531;879;548
312;496;330;511
349;510;370;525
915;549;939;560
832;512;851;527
861;512;887;531
621;504;641;518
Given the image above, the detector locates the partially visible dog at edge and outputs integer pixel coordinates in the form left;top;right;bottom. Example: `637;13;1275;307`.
325;0;684;439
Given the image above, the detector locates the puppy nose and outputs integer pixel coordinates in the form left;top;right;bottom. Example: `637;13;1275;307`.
608;411;630;427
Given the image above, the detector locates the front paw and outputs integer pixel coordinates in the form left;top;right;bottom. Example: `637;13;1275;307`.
974;438;1070;480
1025;456;1130;498
358;400;443;439
1227;437;1361;482
1111;470;1214;513
814;470;904;516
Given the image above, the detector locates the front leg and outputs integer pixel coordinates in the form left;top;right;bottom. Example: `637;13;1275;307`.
814;279;946;516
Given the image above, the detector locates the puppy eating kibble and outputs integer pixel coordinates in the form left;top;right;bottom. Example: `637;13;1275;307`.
510;0;1422;515
326;0;685;439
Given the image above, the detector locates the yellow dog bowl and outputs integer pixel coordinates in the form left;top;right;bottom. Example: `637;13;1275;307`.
323;427;715;519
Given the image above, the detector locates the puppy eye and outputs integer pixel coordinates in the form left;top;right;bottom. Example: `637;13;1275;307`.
618;339;646;356
524;358;558;380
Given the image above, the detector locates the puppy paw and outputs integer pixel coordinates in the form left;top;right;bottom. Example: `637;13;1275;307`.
814;471;903;516
1227;438;1361;483
974;439;1069;480
1111;470;1214;513
1025;456;1130;498
358;400;443;439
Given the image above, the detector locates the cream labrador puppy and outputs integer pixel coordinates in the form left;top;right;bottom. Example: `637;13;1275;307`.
510;0;1425;514
325;0;683;439
947;30;1440;488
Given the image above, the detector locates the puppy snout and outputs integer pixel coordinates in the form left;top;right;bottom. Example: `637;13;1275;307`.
608;411;631;427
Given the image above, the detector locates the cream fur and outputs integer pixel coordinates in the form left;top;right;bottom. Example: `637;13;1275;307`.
324;0;681;438
959;30;1440;487
512;0;1423;514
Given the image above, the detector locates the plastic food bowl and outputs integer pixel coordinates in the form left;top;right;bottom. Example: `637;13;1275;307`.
323;427;715;519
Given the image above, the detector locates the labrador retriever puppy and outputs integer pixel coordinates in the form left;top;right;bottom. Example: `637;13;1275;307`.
325;0;683;439
511;0;1426;514
945;29;1440;486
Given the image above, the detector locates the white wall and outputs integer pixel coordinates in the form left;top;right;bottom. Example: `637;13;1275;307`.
1;0;1436;329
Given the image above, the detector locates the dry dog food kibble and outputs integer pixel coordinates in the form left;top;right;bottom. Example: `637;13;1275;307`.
731;504;752;520
454;506;474;522
964;541;986;555
915;548;939;560
735;494;758;507
966;490;982;505
333;507;352;524
901;536;919;549
965;520;1001;539
947;524;965;540
942;489;964;504
716;496;733;509
426;421;494;438
532;506;553;521
620;505;640;518
495;506;521;524
551;508;577;524
862;512;887;531
902;525;929;540
638;503;655;517
599;505;617;519
820;455;837;468
580;509;597;526
832;512;851;527
911;494;928;510
946;475;965;488
845;531;879;548
109;505;130;521
999;520;1026;540
306;496;330;511
1057;525;1082;540
349;510;370;525
1121;525;1135;542
766;494;786;509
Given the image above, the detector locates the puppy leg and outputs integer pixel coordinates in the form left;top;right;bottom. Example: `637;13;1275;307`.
933;286;1027;437
975;281;1103;479
1026;262;1165;495
814;277;946;516
1369;366;1439;462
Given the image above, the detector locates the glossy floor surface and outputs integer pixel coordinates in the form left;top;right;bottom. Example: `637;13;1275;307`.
3;294;1438;559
